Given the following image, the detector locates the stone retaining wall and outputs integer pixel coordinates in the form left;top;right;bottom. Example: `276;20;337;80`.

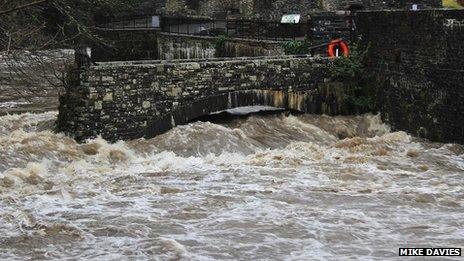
356;10;464;144
57;56;350;141
157;33;284;60
92;31;285;61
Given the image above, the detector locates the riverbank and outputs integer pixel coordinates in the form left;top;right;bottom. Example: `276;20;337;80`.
0;49;73;115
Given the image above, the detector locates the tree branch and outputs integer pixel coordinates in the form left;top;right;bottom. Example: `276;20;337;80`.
0;0;49;16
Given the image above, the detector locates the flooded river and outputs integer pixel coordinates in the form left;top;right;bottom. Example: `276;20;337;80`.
0;109;463;260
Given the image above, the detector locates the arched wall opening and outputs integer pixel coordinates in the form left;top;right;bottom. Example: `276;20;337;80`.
144;89;324;138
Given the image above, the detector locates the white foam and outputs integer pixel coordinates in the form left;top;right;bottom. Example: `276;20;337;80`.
0;101;31;108
0;111;463;260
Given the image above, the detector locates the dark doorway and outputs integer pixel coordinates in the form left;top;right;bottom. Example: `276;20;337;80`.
347;4;365;11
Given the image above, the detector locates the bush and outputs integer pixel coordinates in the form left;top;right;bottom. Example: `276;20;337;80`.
215;35;227;57
326;44;374;113
328;44;365;81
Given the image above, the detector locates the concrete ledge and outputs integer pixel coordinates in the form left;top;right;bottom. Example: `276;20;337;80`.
158;32;286;44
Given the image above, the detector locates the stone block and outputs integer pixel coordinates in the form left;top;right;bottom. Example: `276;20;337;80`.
102;76;114;82
94;101;102;110
142;101;151;109
103;92;113;101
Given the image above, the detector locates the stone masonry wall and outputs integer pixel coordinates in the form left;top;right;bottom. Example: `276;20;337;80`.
157;33;284;60
91;31;284;61
58;56;351;141
356;10;464;144
157;33;216;60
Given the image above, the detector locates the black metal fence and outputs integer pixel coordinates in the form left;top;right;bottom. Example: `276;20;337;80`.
96;15;159;30
308;12;354;45
96;12;357;42
96;15;307;41
161;16;306;41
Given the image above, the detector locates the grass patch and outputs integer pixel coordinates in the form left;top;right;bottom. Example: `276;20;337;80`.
443;0;464;9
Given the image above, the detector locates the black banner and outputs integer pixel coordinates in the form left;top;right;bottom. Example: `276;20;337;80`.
399;248;461;256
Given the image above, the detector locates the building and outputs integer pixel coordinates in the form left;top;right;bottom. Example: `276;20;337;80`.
158;0;442;20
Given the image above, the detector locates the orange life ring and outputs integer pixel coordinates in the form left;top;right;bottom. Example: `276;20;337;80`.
327;39;349;57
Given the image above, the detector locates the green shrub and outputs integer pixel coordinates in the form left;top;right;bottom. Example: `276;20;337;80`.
328;44;365;81
326;44;374;113
215;35;227;57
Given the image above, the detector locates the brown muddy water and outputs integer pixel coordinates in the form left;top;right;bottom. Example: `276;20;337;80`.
0;109;463;260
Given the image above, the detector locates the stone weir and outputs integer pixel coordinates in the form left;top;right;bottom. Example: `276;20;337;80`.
58;55;350;142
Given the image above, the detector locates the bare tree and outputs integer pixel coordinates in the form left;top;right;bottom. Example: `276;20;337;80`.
0;0;140;112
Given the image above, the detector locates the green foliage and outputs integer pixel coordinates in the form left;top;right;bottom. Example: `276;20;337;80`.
281;40;309;55
214;35;227;57
347;85;374;113
215;35;226;48
443;0;464;9
328;44;365;80
326;44;374;113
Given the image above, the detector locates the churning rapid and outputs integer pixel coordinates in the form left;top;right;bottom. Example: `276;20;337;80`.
0;109;463;260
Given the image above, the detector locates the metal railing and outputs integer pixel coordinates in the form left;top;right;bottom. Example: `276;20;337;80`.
96;15;160;31
96;15;307;41
161;17;306;41
95;15;354;43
